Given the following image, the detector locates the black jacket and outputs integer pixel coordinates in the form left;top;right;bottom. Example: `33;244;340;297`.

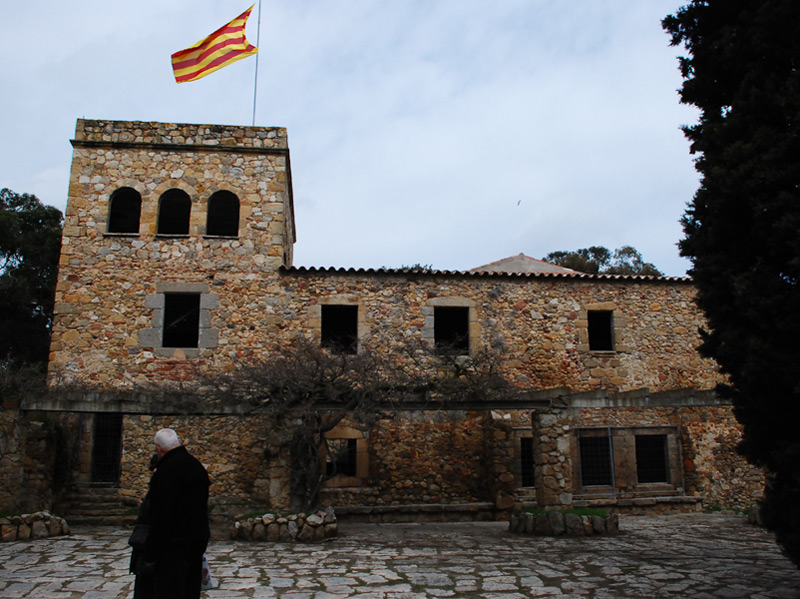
143;446;210;563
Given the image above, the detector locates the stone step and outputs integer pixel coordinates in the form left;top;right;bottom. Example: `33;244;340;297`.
66;514;137;526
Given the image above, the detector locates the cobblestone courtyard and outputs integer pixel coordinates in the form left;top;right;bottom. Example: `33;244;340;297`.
1;513;798;598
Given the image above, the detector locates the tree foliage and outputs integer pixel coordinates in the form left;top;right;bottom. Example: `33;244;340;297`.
664;0;800;566
199;337;512;512
543;245;662;276
0;189;63;369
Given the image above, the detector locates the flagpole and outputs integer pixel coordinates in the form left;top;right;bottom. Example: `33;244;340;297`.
252;0;262;126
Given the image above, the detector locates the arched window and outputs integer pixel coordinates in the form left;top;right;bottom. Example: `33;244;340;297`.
107;187;141;234
205;190;240;237
157;189;191;235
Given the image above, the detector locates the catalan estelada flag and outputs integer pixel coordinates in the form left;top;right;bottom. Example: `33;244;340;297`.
171;5;258;83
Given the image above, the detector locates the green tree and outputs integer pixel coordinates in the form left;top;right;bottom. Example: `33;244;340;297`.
0;188;63;368
664;1;800;566
543;245;662;276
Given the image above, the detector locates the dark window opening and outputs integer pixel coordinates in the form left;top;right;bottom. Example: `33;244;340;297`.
321;305;358;354
636;435;669;483
520;437;535;487
206;191;240;236
326;438;357;477
91;413;122;483
588;310;614;351
157;189;191;235
434;306;470;354
163;293;200;348
579;435;613;486
107;187;142;234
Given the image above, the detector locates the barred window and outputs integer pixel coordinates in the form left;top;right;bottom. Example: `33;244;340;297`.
579;434;613;486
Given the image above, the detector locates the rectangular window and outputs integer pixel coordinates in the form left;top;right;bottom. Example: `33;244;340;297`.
321;305;358;354
520;437;535;488
588;310;614;351
326;438;357;477
162;293;200;348
636;434;669;483
579;434;613;486
434;306;470;354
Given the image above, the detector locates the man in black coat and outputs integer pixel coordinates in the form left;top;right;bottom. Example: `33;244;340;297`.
143;428;210;599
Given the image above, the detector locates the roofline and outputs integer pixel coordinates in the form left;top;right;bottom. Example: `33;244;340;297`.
280;265;692;283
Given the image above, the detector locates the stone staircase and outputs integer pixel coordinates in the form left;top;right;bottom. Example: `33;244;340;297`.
53;483;139;526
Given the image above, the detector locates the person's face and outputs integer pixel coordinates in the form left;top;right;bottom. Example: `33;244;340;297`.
155;444;166;459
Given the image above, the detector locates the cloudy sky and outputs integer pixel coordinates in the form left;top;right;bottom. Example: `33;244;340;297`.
1;1;699;276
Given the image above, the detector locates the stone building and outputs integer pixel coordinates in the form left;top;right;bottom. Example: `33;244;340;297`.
16;119;762;522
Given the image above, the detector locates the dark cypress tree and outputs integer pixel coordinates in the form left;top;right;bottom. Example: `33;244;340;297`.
663;1;800;566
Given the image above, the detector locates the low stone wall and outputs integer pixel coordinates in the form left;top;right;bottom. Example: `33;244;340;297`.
509;511;619;536
1;511;70;542
230;508;337;542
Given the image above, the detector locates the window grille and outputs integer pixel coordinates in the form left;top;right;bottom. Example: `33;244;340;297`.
578;432;614;486
520;437;535;487
91;413;122;483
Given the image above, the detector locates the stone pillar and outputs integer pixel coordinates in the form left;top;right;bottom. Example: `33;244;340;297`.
531;406;574;508
485;411;517;510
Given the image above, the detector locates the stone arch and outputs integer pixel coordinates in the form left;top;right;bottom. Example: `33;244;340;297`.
156;188;192;235
106;187;142;234
205;190;240;237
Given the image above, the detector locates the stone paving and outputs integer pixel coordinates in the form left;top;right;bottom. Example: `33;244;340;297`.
0;513;798;598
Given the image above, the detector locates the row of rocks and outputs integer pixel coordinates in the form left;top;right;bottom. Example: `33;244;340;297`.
509;511;619;536
230;508;337;543
1;512;70;542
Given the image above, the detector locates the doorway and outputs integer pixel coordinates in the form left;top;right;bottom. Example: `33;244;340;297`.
91;413;122;483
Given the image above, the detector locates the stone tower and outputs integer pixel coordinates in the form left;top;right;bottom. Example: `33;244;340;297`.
48;120;295;387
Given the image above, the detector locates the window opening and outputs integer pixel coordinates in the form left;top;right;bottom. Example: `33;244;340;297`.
107;187;141;234
579;434;613;486
520;437;535;487
162;293;200;348
157;189;191;235
206;190;240;236
636;434;669;483
321;305;358;354
434;306;470;354
326;438;357;477
588;310;614;351
91;413;123;483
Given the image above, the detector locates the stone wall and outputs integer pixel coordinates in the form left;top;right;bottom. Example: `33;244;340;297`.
274;269;722;396
0;409;80;516
0;409;23;514
119;414;273;515
531;393;764;512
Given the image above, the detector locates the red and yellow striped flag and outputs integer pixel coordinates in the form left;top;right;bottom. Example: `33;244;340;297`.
171;5;258;83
